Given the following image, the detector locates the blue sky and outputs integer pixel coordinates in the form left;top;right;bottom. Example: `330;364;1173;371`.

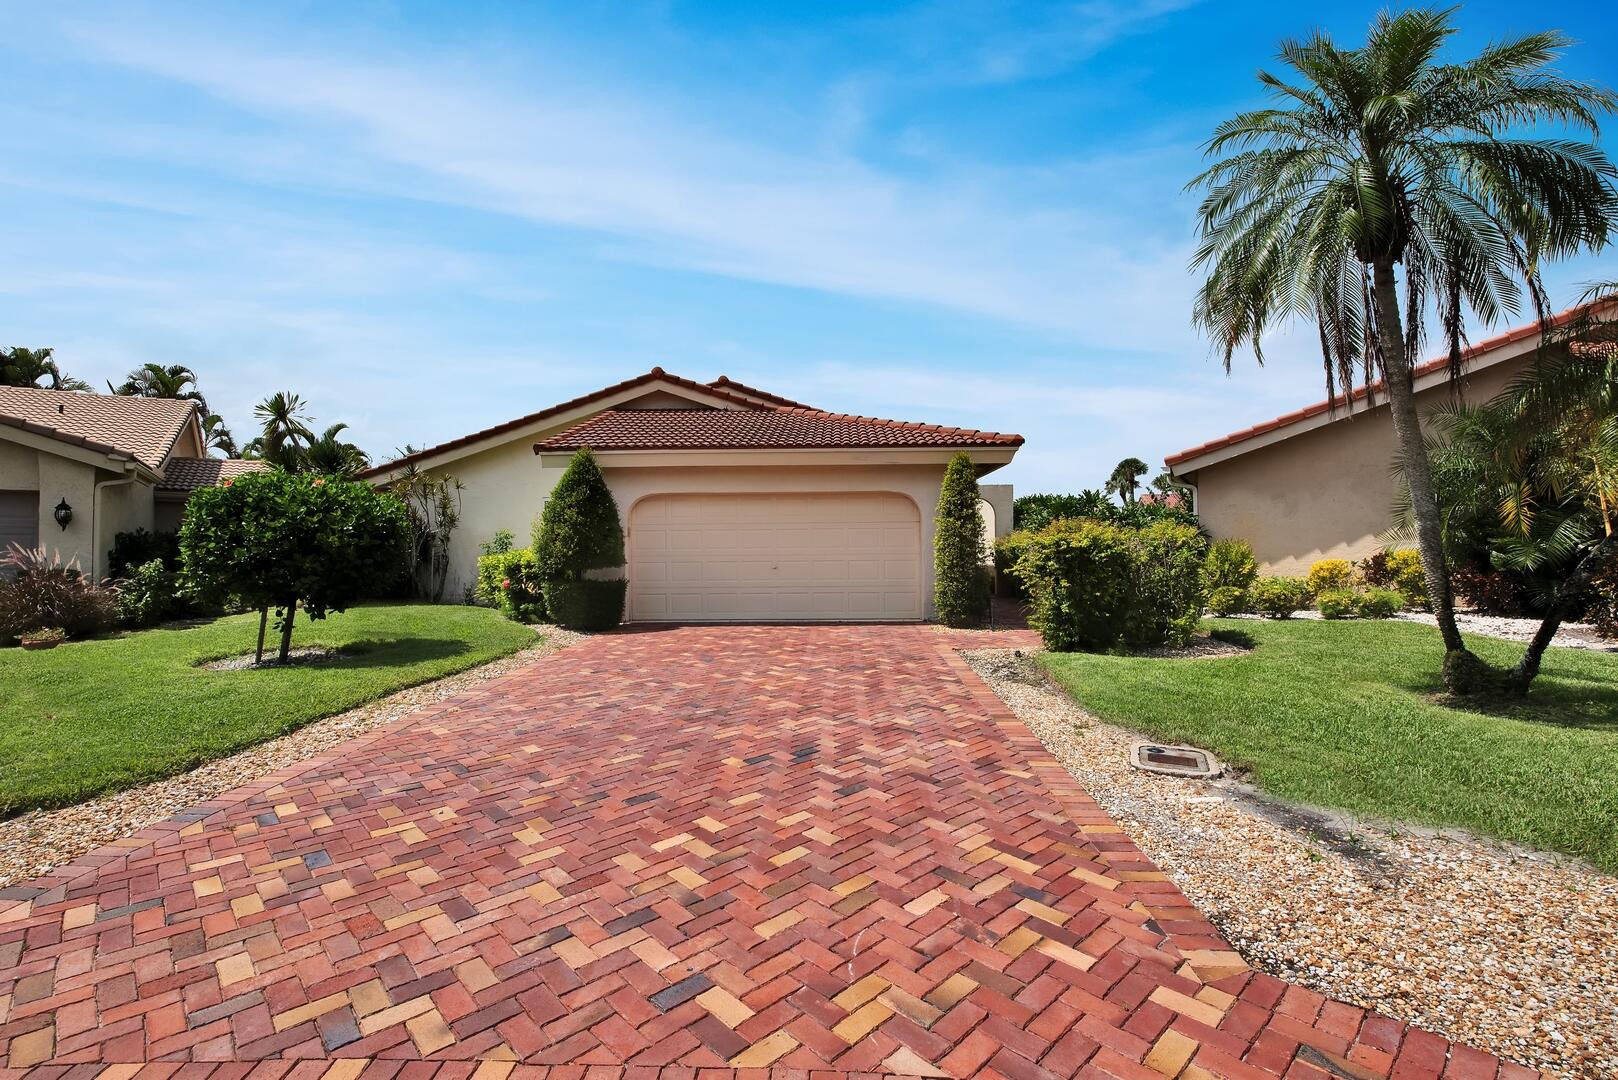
4;1;1615;492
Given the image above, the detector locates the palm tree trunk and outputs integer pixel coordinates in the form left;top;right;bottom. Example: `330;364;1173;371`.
1506;532;1618;692
1370;260;1473;669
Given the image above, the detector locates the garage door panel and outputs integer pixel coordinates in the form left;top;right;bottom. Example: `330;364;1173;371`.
629;492;921;622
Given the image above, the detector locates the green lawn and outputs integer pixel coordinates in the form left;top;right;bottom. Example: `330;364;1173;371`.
1040;618;1618;873
0;603;537;816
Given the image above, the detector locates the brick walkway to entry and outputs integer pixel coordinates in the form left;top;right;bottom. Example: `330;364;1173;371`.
0;625;1529;1079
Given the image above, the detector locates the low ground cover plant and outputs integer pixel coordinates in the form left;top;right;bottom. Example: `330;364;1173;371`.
1314;587;1362;619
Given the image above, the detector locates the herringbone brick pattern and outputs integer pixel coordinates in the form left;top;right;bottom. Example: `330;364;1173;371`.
0;625;1532;1079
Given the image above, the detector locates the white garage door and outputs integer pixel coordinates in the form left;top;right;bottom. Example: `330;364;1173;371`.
628;492;921;622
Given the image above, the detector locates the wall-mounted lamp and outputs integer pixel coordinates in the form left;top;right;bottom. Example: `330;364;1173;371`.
53;498;73;530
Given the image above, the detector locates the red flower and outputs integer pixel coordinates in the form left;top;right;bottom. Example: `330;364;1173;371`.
312;477;326;486
221;479;233;487
501;578;511;590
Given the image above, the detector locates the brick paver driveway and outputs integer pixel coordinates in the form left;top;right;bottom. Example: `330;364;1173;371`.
1;625;1527;1079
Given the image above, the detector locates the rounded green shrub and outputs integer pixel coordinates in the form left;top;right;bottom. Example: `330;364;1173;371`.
993;529;1036;599
116;558;179;628
542;579;627;631
934;452;989;627
1203;538;1258;593
1207;585;1247;615
533;449;626;630
476;548;546;622
1249;577;1308;619
1358;588;1405;618
1315;587;1363;619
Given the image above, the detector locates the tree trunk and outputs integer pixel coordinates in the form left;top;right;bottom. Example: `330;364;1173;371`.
1506;532;1618;692
277;601;297;663
255;606;269;665
1370;259;1475;678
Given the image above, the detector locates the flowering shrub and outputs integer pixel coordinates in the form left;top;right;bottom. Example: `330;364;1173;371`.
475;547;545;622
1009;519;1206;650
1305;559;1355;597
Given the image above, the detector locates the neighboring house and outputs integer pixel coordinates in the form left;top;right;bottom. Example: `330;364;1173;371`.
361;369;1022;622
1166;301;1614;575
0;387;264;577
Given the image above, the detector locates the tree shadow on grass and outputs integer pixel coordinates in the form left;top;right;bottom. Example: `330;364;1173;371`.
200;637;473;672
1430;673;1618;732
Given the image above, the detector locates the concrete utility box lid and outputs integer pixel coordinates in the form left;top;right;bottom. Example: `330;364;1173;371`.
1129;742;1221;779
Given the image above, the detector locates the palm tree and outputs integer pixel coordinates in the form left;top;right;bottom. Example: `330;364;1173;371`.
1188;8;1617;692
302;423;370;478
1;346;90;391
202;413;241;459
110;363;208;411
252;391;315;469
1106;457;1149;504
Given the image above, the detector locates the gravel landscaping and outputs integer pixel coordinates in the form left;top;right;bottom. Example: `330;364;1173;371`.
0;624;586;890
964;647;1618;1080
1233;609;1617;651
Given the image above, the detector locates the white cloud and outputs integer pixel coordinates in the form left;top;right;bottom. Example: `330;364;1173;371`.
50;9;1202;350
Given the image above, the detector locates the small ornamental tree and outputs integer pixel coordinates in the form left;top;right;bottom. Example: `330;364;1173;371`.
180;472;410;662
934;452;988;627
533;449;626;630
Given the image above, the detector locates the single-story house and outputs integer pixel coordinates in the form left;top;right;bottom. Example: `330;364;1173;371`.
360;369;1021;622
1165;301;1615;575
0;386;264;577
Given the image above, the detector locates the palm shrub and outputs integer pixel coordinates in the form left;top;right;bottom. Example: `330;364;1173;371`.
180;472;410;662
533;449;625;630
1189;7;1618;692
934;452;989;626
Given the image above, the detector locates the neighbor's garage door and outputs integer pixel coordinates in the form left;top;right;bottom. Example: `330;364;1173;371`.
0;491;38;552
628;492;921;622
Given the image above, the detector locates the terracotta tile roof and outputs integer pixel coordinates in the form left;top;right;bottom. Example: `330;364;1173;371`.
156;457;269;492
0;386;197;471
1165;301;1612;469
358;368;766;478
535;407;1024;452
707;375;816;410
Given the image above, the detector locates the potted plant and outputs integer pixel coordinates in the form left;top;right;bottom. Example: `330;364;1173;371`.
19;626;66;650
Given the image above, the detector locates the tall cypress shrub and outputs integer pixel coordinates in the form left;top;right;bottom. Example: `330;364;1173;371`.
533;449;627;629
934;451;988;627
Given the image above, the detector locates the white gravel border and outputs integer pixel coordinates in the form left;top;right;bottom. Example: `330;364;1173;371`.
0;624;587;889
963;648;1618;1079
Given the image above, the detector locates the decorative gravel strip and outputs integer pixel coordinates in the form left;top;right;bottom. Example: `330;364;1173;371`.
1231;609;1616;650
0;624;588;889
963;647;1618;1079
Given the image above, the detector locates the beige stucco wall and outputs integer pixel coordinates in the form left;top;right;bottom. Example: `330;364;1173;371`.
0;434;157;577
411;438;994;619
1186;357;1526;576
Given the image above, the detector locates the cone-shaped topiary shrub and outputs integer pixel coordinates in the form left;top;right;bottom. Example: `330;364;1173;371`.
533;448;626;629
934;451;989;627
